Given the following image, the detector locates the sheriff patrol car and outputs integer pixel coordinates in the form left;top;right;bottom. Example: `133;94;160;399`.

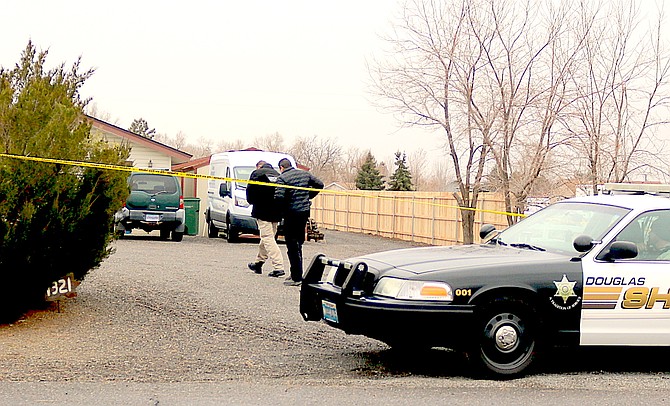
299;184;670;378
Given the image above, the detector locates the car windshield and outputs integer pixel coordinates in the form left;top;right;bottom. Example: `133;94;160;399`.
495;201;630;255
233;166;255;190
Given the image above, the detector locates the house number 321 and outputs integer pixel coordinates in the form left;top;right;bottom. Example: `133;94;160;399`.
46;276;73;298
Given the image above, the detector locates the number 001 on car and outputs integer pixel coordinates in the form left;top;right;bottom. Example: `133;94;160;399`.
321;300;338;323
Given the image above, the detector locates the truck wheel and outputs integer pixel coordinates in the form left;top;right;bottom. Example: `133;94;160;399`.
171;231;184;242
467;300;539;378
207;219;219;238
226;218;238;243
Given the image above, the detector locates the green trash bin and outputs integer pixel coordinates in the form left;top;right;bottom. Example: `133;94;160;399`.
183;198;200;236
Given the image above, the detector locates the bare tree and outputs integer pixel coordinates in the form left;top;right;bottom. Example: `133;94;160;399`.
464;0;585;223
370;0;669;239
215;138;245;152
369;0;494;243
173;131;187;150
565;1;670;190
408;148;428;190
181;136;213;158
252;131;286;152
85;103;117;124
336;146;367;185
424;160;454;191
288;135;342;183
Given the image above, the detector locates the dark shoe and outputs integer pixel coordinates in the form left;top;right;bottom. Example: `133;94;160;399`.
268;269;285;278
283;279;301;286
248;261;264;274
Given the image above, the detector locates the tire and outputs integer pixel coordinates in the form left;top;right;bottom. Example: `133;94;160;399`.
225;218;238;243
159;229;171;240
171;231;184;242
467;300;539;378
207;219;219;238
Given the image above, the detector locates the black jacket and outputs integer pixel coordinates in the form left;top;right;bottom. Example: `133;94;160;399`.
246;163;282;222
274;167;324;215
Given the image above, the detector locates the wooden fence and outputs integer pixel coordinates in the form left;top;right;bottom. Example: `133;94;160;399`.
310;190;510;246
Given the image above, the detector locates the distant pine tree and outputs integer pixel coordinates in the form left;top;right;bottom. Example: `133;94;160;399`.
129;118;156;139
355;152;385;190
388;151;413;191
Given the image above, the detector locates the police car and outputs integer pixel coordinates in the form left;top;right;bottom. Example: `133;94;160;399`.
299;184;670;378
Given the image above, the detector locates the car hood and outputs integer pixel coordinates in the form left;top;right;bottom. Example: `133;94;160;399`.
347;244;572;277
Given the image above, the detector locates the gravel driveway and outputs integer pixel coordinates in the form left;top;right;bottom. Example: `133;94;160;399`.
0;230;422;383
0;230;669;404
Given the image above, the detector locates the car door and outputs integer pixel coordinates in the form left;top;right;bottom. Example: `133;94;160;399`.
581;210;670;345
207;164;230;224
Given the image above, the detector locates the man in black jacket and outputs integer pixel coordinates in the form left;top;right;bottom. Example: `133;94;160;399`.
274;158;324;286
246;160;285;277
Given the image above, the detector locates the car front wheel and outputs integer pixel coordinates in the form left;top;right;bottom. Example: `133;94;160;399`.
468;300;539;378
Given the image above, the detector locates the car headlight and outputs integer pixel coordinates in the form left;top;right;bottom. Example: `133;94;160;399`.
373;277;453;301
235;196;249;208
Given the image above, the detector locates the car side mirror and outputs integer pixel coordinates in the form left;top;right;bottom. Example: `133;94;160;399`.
573;235;595;253
219;183;230;198
479;224;497;242
598;241;638;262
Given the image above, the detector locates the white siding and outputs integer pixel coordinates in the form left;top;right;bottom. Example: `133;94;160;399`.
91;128;172;169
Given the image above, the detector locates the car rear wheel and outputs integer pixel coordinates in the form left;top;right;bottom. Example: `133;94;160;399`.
467;300;539;378
207;219;219;238
171;231;184;242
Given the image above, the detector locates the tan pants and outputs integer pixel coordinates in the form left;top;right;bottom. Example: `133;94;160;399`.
255;219;284;270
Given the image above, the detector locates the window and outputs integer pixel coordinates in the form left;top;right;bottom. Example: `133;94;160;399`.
614;210;670;260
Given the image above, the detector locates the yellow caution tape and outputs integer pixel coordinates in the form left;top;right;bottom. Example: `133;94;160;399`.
0;152;525;218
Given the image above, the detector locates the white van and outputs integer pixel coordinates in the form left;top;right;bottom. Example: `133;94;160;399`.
205;150;297;242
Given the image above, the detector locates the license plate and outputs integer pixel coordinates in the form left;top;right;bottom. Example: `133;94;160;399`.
145;214;160;222
322;300;339;323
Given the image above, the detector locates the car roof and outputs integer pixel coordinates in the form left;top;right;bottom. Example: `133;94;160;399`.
562;194;670;212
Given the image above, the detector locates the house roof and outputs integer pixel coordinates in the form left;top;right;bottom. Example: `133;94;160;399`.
87;115;192;162
172;155;211;171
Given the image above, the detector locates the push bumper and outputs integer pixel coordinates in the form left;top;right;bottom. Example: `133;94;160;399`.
299;255;476;348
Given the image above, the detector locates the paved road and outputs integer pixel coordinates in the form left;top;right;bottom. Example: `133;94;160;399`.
0;230;668;405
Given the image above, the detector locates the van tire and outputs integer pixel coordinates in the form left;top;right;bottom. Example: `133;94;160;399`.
207;219;219;238
226;218;239;243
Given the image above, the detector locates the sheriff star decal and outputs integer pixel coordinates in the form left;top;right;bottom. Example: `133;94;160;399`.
554;274;577;304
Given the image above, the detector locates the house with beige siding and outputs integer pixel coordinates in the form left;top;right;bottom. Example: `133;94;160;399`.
87;115;192;170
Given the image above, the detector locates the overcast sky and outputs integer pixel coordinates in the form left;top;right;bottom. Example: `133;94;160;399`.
1;0;446;165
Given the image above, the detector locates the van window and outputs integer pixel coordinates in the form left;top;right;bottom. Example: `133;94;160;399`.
234;166;254;189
